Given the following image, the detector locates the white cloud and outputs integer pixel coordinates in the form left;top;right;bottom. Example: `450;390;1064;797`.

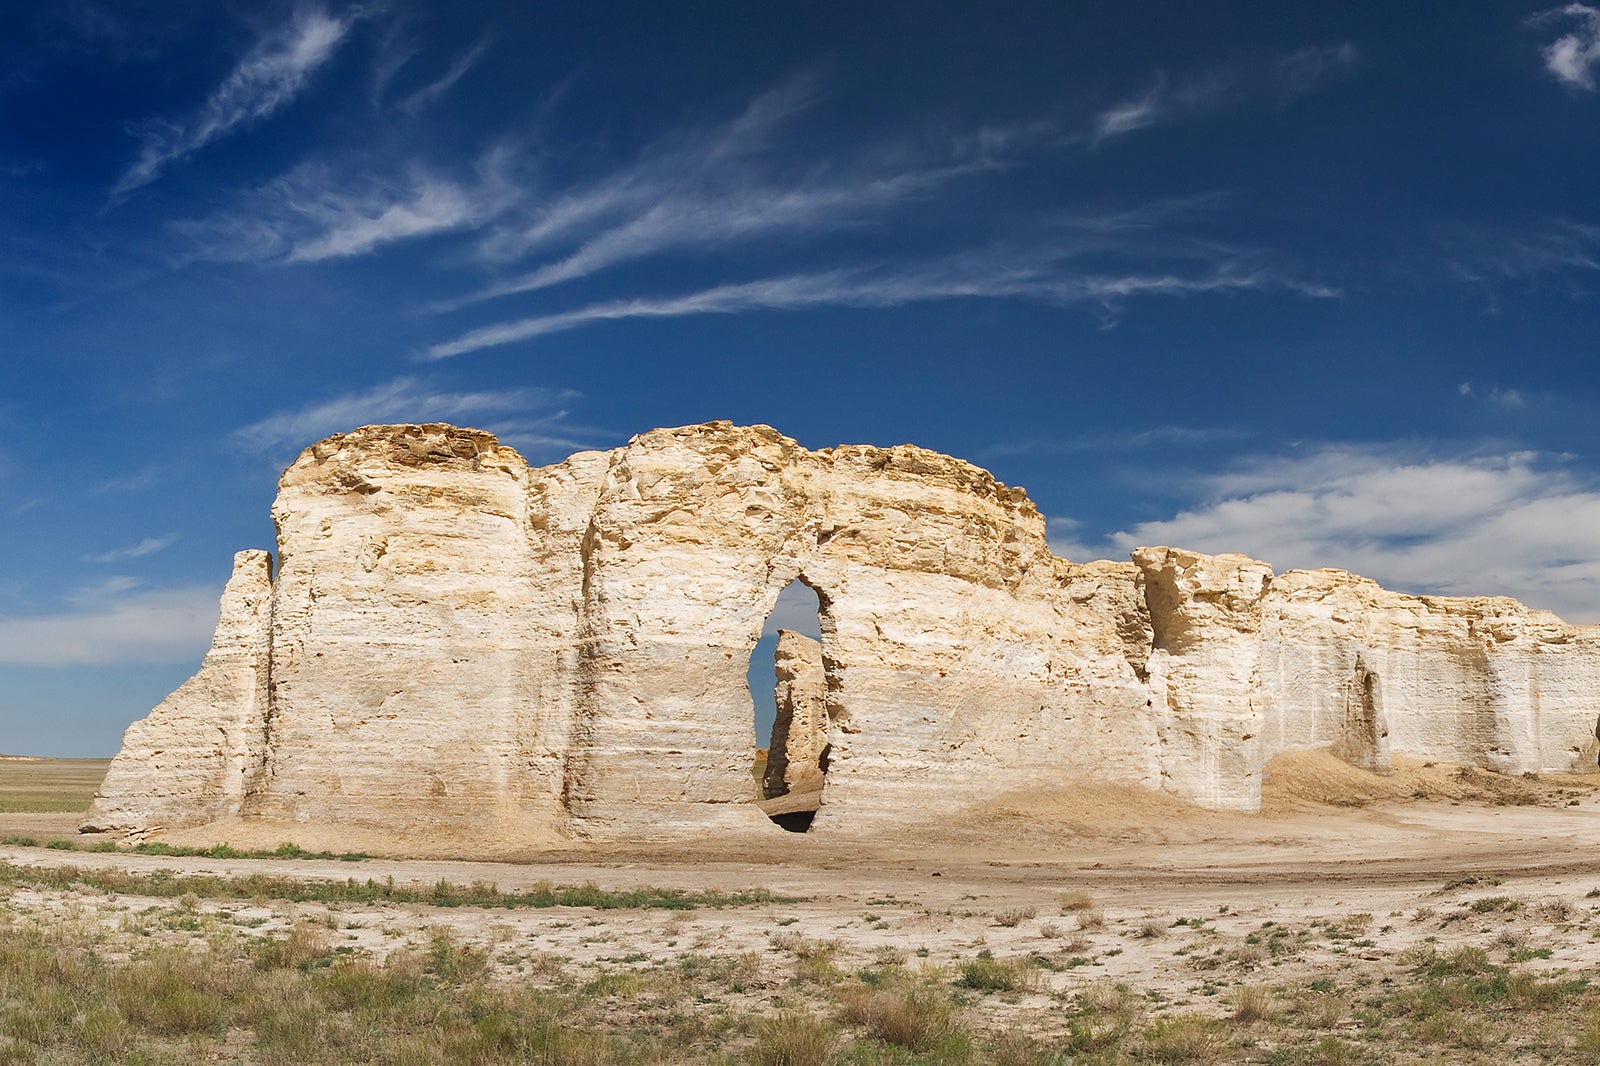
1274;43;1359;97
1093;81;1169;142
114;8;357;195
1092;45;1355;144
0;586;220;666
1457;382;1528;407
1062;444;1600;624
427;253;1334;359
452;76;1005;305
395;36;493;114
467;165;980;303
1442;217;1600;282
231;375;589;457
177;149;522;264
83;535;178;564
1536;4;1600;89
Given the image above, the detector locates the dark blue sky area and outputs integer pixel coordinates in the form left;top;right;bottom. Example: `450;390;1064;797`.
4;1;1600;754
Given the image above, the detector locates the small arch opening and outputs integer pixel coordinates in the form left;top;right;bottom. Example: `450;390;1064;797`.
749;578;826;832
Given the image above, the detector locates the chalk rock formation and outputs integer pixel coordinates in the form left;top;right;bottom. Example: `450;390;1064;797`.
764;631;830;800
87;422;1600;853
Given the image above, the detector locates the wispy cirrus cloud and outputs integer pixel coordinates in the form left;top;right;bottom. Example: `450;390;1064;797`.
1054;443;1600;624
427;250;1335;359
231;375;596;458
113;7;358;196
1092;44;1356;144
1534;4;1600;89
451;76;1007;305
396;36;493;114
83;535;178;565
1440;217;1600;283
176;149;522;263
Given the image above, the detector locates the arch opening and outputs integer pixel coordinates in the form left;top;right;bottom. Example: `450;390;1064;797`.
749;577;827;832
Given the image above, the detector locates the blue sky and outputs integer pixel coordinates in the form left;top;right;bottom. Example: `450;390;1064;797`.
5;1;1600;755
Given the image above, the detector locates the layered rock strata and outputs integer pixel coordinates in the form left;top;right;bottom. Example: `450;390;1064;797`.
764;631;830;800
87;422;1600;852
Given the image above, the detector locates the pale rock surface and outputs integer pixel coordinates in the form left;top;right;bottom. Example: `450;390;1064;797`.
86;421;1600;853
764;630;829;800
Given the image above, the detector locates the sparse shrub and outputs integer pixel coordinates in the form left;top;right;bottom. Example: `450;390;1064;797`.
836;981;963;1051
1469;896;1518;913
1138;1011;1221;1062
1300;1035;1360;1066
252;921;332;971
1136;919;1168;939
1296;990;1347;1029
1338;912;1373;934
1059;890;1094;912
955;953;1034;992
1039;921;1063;939
1229;984;1274;1023
994;906;1036;928
1077;979;1141;1016
1575;1004;1600;1062
987;1029;1054;1066
751;1011;839;1066
1426;945;1494;978
1538;898;1576;923
872;944;907;967
1077;909;1107;931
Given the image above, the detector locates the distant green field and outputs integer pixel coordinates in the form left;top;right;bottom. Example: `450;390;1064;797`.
0;758;110;813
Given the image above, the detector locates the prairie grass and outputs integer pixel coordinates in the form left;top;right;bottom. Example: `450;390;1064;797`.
750;1011;838;1066
955;952;1036;993
835;979;964;1052
0;862;793;910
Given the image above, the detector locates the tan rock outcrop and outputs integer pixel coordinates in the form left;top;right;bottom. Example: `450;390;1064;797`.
86;422;1600;853
764;631;830;800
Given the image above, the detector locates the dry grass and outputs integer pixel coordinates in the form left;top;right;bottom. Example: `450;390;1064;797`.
835;980;963;1052
1058;889;1094;912
750;1011;838;1066
993;906;1036;927
1229;983;1275;1023
0;758;109;814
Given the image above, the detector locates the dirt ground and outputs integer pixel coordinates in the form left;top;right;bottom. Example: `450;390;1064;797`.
6;753;1600;997
8;751;1600;1061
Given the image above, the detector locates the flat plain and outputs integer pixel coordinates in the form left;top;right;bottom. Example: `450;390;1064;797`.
6;753;1600;1063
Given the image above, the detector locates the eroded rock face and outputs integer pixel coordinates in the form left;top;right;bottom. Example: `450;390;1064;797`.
86;422;1600;853
764;631;829;800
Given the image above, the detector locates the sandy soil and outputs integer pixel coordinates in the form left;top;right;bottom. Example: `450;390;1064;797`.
8;752;1600;1014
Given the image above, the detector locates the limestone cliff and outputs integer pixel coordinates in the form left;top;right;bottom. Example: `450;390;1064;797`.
86;422;1600;852
764;631;830;800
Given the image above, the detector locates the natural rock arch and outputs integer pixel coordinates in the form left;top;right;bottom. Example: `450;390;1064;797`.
86;422;1600;856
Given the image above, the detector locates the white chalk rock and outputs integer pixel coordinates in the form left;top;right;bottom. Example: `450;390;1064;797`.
86;421;1600;854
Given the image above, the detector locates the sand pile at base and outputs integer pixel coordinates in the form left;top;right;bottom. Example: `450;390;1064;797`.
1261;749;1600;812
149;815;578;862
959;781;1221;844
